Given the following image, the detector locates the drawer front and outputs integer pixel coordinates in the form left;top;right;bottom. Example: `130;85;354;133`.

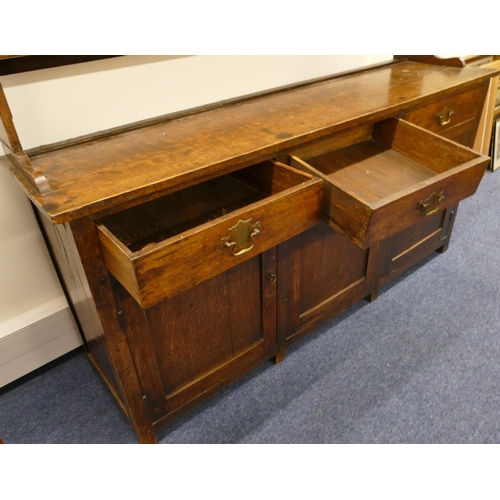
366;165;479;246
97;161;322;308
400;84;488;145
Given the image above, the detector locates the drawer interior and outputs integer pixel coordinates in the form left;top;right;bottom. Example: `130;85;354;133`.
97;160;302;253
303;138;439;204
293;119;479;204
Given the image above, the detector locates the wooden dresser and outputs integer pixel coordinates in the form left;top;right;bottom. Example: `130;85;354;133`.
1;58;497;443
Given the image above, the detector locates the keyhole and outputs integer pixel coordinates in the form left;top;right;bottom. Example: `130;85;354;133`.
268;270;277;283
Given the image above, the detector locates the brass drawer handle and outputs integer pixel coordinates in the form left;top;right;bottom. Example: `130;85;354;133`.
219;218;262;256
418;191;445;216
436;106;454;126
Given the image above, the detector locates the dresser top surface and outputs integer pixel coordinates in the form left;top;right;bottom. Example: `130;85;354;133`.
3;60;496;223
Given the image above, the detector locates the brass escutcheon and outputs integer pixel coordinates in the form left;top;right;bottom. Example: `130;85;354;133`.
418;191;445;216
436;106;454;126
219;218;262;256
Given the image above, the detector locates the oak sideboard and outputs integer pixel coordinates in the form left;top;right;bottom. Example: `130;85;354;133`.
1;58;497;443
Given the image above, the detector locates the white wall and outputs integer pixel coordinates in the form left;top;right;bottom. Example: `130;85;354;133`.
0;55;390;385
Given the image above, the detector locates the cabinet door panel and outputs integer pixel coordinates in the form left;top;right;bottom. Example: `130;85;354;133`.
147;255;264;395
375;205;456;286
111;251;277;420
277;222;372;346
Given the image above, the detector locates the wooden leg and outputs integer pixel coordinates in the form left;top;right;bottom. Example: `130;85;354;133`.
365;288;379;303
365;242;381;303
68;217;157;444
437;204;459;255
274;346;286;364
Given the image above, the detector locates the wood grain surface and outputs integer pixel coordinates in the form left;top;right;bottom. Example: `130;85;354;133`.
4;61;495;224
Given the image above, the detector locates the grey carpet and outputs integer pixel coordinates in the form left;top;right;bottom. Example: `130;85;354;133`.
1;168;500;444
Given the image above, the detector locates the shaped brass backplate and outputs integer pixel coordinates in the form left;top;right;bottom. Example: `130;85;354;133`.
219;218;262;256
418;191;445;216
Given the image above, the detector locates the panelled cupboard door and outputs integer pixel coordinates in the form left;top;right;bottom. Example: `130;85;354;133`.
110;249;277;423
277;222;374;347
374;205;457;287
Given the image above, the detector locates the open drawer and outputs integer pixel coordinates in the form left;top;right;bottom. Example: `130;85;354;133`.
96;160;322;308
290;118;490;249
